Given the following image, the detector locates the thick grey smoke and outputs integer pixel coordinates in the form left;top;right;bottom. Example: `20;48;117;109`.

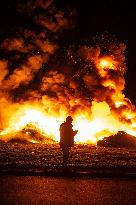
0;0;73;92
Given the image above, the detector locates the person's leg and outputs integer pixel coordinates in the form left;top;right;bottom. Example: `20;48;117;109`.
62;148;70;166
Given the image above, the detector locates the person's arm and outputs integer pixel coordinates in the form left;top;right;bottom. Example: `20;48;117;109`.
73;130;78;136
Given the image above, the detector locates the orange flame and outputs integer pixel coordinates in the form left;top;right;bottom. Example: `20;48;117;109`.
1;101;136;144
1;56;136;144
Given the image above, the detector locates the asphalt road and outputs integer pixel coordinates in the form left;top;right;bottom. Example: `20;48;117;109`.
0;176;136;205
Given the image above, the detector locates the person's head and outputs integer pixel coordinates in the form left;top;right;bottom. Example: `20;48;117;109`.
66;116;73;123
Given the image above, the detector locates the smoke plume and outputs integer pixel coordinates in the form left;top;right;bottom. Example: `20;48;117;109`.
0;1;136;143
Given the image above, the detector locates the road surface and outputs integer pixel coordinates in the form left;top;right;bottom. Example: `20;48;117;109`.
0;176;136;205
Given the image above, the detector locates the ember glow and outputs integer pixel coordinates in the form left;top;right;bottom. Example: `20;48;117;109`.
0;1;136;144
98;57;115;69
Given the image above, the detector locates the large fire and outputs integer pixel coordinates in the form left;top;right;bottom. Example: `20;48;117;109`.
0;1;136;144
1;56;136;144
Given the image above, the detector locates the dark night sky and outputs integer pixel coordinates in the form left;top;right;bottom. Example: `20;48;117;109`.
0;0;136;103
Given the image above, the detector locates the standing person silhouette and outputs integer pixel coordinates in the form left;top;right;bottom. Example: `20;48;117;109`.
60;116;78;166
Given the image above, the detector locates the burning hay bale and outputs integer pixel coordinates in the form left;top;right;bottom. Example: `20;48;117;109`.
21;124;45;143
97;131;136;148
6;124;56;144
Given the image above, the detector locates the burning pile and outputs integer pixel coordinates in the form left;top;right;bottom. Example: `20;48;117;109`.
97;131;136;148
0;0;136;144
